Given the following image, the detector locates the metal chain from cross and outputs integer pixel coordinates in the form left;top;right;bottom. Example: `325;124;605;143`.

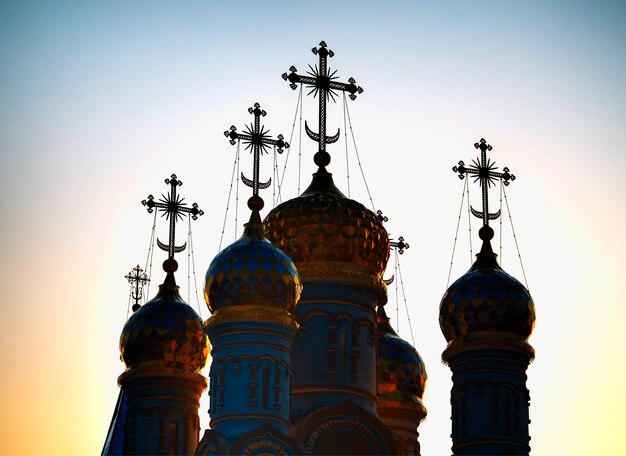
225;102;289;211
282;40;363;170
142;174;204;261
453;138;515;232
125;264;149;311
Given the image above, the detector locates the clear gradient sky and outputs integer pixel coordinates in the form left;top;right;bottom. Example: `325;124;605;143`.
1;1;624;455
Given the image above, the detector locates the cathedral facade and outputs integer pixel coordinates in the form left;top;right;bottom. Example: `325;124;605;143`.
102;42;535;456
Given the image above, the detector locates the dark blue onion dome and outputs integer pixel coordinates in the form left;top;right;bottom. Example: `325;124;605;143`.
204;210;302;314
120;259;209;372
376;306;427;416
439;227;536;359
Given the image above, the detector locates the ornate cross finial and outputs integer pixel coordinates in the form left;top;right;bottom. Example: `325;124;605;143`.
282;41;363;170
125;265;149;312
391;236;410;255
383;235;410;285
225;103;289;211
141;174;204;261
453;138;515;238
376;210;389;223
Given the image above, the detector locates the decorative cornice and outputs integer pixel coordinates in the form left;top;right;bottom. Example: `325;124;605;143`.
210;413;291;428
297;262;388;303
442;337;535;364
292;384;377;402
206;305;297;330
117;361;207;388
377;399;427;421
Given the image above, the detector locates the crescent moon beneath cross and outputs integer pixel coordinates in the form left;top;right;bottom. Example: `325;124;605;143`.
470;206;501;220
241;173;271;189
305;121;340;144
157;238;187;253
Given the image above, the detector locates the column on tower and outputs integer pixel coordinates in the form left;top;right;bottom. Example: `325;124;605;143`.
200;209;302;453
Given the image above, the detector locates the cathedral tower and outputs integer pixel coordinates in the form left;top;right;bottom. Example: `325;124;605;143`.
376;306;427;455
198;104;302;454
264;41;398;454
103;175;209;456
440;139;536;455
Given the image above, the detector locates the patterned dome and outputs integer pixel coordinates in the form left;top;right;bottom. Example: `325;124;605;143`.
264;170;389;279
204;213;301;314
120;273;209;372
439;242;536;343
377;307;427;412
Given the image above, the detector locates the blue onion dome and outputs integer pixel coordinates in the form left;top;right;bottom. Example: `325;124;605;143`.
204;210;302;314
439;227;536;358
376;306;427;416
263;169;389;293
120;259;209;372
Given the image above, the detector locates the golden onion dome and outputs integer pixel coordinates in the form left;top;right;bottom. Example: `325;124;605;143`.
264;170;389;283
439;232;536;348
376;307;427;414
204;211;302;314
120;261;209;372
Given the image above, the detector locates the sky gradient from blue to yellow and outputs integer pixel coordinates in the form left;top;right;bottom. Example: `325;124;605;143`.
0;1;624;454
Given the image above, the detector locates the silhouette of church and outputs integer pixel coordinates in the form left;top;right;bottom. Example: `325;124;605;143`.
102;42;535;456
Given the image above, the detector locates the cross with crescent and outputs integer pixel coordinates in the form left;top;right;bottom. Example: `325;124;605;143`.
141;174;204;260
453;138;515;229
225;103;289;211
125;264;149;311
383;236;410;285
282;41;363;170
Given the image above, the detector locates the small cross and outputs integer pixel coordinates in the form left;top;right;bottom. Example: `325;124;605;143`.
383;236;410;285
282;41;363;169
391;236;410;255
141;174;204;260
225;103;289;211
376;210;389;223
452;138;515;229
125;265;149;312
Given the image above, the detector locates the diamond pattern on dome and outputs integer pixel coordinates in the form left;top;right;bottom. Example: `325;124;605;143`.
204;233;301;313
264;188;389;276
439;264;536;342
120;297;209;372
377;331;427;405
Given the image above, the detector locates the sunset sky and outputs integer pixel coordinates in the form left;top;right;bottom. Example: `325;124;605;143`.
1;1;624;454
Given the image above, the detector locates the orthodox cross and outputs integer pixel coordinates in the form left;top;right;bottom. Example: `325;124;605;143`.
391;236;410;255
282;41;363;169
453;138;515;228
225;103;289;210
383;236;410;285
125;265;149;311
141;174;204;260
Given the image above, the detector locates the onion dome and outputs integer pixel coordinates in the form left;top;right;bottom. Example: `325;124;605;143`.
264;169;389;290
376;306;427;415
120;259;209;372
204;210;302;314
439;227;536;358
